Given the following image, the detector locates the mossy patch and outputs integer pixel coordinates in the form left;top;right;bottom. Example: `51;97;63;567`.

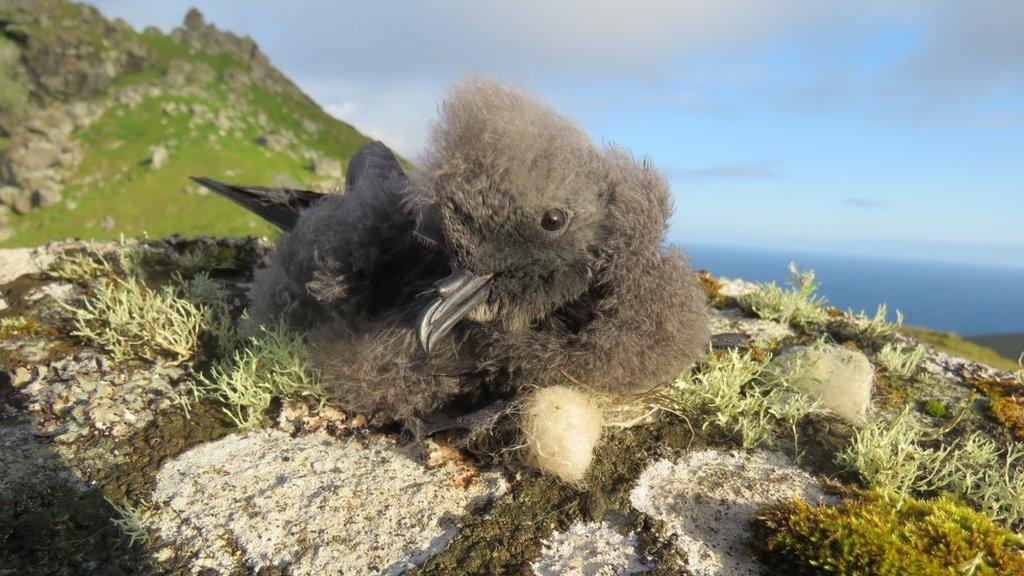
991;396;1024;440
922;398;948;419
754;490;1024;576
412;414;699;575
0;481;155;576
964;373;1024;440
95;401;236;505
697;271;729;309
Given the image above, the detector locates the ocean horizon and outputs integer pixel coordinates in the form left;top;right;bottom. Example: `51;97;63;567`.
680;243;1024;337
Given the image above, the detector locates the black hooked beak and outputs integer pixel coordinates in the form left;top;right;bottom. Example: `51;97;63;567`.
416;267;493;355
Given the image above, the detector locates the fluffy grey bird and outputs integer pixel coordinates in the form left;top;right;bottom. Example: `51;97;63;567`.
196;78;710;479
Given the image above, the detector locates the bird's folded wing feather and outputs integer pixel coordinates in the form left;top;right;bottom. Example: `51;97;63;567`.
190;177;324;232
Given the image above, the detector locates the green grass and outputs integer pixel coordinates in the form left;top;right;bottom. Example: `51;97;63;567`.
902;326;1020;372
968;333;1024;367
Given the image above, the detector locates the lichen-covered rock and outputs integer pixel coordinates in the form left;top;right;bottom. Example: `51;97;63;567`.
630;450;830;576
151;429;508;575
532;521;651;576
774;344;875;425
2;238;1021;575
0;246;51;283
710;307;794;345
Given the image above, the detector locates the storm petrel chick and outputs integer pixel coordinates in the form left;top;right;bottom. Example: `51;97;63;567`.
194;77;710;481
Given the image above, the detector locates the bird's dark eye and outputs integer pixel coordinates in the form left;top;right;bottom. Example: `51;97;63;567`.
540;208;569;232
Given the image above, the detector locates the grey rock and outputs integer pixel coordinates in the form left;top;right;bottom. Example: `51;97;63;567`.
773;344;874;425
631;450;830;576
0;186;31;214
309;157;343;179
532;521;651;576
150;145;169;170
0;247;50;284
152;430;508;575
716;278;760;301
710;308;794;344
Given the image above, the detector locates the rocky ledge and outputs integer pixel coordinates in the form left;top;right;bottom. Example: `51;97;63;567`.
1;239;1022;575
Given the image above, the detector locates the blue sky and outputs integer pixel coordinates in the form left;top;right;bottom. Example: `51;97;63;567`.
93;1;1024;268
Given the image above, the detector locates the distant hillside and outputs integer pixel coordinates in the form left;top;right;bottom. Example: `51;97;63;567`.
967;333;1024;365
0;0;371;245
902;326;1021;372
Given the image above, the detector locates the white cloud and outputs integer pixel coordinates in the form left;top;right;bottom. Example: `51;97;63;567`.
92;0;1024;151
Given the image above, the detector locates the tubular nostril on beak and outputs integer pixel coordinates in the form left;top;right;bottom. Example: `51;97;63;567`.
416;267;494;355
434;267;471;297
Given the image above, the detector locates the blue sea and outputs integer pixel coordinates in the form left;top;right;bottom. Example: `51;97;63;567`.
682;244;1024;337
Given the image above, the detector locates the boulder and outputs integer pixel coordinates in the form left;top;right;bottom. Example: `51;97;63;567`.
773;344;874;425
0;186;33;214
149;145;169;170
152;429;508;575
310;157;343;180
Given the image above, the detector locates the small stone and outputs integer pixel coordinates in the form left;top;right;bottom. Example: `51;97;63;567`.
773;344;874;425
0;247;45;284
12;366;32;387
150;145;169;170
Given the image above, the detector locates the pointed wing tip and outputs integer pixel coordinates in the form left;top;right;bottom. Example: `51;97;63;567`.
190;176;233;195
190;176;218;186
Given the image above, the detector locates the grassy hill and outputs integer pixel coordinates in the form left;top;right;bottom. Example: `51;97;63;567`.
967;333;1024;365
901;326;1021;372
0;1;371;245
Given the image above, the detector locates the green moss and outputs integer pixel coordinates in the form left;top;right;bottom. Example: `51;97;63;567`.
754;490;1024;576
922;399;947;419
63;275;206;364
838;408;1024;526
963;372;1024;440
414;415;698;575
667;347;821;451
875;342;926;379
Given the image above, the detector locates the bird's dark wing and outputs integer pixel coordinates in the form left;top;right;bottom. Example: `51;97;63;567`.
346;140;404;189
190;177;324;232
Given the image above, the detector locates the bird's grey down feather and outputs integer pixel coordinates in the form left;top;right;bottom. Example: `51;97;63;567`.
206;77;711;425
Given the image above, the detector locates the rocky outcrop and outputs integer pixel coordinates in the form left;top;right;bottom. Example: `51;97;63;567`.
1;239;1021;575
0;2;338;219
151;430;508;575
0;0;151;105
